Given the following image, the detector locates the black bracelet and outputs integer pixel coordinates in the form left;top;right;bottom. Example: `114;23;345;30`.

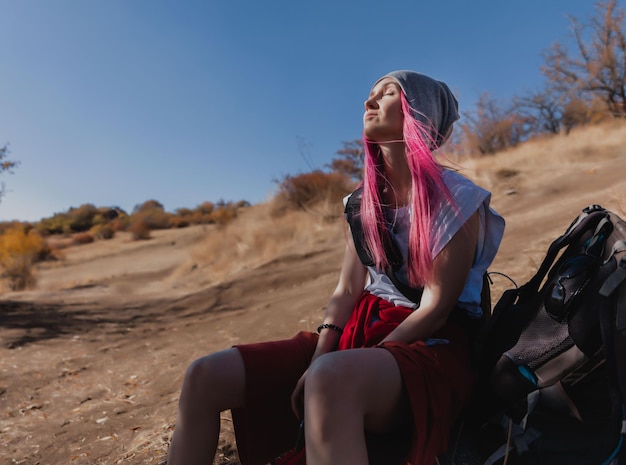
317;323;343;335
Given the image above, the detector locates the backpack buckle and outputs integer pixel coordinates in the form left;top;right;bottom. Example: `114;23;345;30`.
545;253;600;322
583;204;604;214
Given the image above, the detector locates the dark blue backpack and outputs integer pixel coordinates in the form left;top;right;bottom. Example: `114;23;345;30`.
442;205;626;465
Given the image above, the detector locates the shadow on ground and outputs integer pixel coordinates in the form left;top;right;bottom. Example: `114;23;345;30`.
0;290;230;349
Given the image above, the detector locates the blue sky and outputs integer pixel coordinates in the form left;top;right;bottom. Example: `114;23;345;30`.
0;0;599;222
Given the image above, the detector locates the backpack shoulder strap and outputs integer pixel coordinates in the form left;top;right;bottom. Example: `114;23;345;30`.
385;268;424;305
481;272;492;320
527;206;609;292
594;209;626;461
478;206;612;385
600;254;626;415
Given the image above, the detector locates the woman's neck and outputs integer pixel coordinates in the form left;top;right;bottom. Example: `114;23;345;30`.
379;143;412;207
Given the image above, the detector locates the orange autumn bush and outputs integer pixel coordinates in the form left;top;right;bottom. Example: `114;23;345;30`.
0;224;50;290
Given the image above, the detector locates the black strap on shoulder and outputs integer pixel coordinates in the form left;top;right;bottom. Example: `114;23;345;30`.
344;186;422;304
386;267;424;305
344;186;375;267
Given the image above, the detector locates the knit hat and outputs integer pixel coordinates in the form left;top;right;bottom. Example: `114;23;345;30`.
375;70;459;148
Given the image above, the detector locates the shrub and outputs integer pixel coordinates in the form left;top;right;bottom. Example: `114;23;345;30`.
134;199;164;213
175;207;194;217
34;238;56;261
190;211;214;225
72;232;95;245
36;213;69;236
195;201;215;215
0;224;48;290
211;206;237;225
131;199;171;230
129;218;151;240
133;210;171;230
67;203;98;232
185;202;216;224
90;223;115;240
110;216;130;232
35;205;127;236
235;200;251;209
169;216;190;228
275;170;352;214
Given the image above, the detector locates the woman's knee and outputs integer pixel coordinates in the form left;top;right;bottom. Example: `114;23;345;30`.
180;348;246;412
304;352;358;402
303;349;408;432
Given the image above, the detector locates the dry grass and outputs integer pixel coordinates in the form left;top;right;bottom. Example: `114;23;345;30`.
460;119;626;193
171;201;344;288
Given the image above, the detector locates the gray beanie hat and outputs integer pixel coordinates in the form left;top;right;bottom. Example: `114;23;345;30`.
376;70;459;148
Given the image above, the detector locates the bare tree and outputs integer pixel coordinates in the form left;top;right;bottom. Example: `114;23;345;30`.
542;0;626;117
459;93;529;155
0;144;19;203
514;87;565;135
326;139;364;183
514;84;605;135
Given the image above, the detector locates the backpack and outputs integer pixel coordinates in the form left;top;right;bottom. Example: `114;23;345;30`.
452;205;626;465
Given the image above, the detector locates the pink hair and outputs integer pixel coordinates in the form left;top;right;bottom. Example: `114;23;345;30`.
361;93;456;286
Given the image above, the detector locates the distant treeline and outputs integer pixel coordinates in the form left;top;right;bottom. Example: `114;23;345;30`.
0;199;249;291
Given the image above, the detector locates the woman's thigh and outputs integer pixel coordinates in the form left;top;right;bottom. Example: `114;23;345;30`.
305;347;410;433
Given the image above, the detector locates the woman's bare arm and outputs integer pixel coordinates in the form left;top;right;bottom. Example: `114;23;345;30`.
312;231;368;359
291;231;367;418
381;211;479;344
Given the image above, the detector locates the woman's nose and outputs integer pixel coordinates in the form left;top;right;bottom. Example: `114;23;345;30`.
364;96;377;110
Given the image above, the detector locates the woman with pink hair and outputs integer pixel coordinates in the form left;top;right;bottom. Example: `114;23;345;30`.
167;70;505;465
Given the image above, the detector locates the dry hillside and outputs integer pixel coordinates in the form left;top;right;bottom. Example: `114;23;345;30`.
1;121;626;465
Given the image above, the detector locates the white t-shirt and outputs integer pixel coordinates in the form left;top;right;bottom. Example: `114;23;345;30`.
359;170;505;318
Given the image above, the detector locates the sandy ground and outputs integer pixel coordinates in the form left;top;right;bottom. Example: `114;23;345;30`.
2;123;626;464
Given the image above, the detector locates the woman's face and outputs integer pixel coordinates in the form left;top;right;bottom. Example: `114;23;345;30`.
363;78;404;142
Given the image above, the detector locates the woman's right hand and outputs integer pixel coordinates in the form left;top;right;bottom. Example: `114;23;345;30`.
291;369;308;420
289;236;366;420
289;330;341;420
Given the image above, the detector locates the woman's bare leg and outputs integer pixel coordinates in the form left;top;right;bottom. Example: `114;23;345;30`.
303;348;409;465
167;348;246;465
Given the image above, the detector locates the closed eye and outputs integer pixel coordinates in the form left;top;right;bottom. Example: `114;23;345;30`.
383;83;400;96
